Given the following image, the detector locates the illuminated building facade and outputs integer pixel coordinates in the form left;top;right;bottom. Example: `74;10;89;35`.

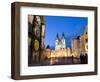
80;25;88;54
71;37;80;57
46;25;88;59
71;25;88;57
55;33;66;50
84;26;88;53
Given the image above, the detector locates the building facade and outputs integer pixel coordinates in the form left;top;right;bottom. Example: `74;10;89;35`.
71;25;88;57
55;33;66;50
71;37;80;57
80;25;88;54
28;15;46;64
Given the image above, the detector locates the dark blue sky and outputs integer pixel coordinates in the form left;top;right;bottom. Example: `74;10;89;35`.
44;16;87;49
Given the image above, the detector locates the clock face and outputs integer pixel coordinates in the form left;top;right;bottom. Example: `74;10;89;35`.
36;30;40;37
34;40;39;51
34;27;40;38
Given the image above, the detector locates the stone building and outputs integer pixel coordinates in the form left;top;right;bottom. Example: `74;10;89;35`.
28;15;45;65
80;25;88;55
71;25;88;57
67;48;72;57
84;26;88;53
71;37;80;57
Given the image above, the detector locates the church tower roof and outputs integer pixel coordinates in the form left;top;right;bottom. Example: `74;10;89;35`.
56;33;59;39
62;32;66;38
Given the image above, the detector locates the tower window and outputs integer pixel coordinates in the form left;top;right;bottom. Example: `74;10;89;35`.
86;39;88;42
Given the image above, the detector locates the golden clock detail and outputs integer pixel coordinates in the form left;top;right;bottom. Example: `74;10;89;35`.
34;40;39;51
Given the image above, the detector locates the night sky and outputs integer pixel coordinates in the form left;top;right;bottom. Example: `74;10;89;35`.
44;16;87;49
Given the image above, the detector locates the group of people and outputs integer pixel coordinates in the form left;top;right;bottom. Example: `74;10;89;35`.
80;53;88;64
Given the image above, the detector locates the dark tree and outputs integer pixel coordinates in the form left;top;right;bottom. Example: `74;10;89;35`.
76;36;80;40
46;45;50;49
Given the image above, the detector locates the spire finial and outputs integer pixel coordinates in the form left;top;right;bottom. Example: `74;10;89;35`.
62;32;65;38
56;33;59;39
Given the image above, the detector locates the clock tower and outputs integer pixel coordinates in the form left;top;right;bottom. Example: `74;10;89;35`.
28;15;45;63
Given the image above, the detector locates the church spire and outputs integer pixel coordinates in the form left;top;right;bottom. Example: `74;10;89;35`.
62;32;65;38
56;33;59;39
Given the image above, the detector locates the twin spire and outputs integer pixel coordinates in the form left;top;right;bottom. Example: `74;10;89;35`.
56;32;66;40
55;32;66;50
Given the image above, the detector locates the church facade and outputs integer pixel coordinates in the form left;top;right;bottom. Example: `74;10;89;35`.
55;33;66;50
49;33;68;58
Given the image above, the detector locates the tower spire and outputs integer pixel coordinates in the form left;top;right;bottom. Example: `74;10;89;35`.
56;33;59;39
62;32;65;38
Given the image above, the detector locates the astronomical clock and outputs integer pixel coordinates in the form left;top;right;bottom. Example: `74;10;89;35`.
28;15;45;62
32;15;41;62
34;39;39;51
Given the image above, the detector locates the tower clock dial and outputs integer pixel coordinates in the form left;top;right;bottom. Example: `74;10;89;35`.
34;27;40;38
34;40;39;51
